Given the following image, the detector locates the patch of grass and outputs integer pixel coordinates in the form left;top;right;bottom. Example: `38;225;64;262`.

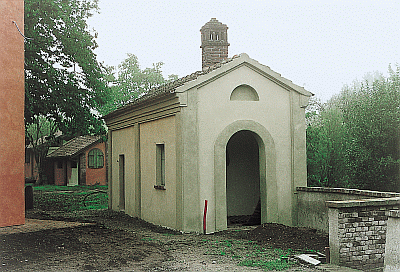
238;247;295;271
201;238;297;271
239;248;295;270
32;185;108;212
238;257;294;271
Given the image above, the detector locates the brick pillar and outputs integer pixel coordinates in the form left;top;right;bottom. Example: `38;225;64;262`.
200;18;230;69
328;208;340;265
327;198;400;271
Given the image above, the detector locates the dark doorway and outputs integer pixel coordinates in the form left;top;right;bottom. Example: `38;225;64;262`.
226;130;260;225
119;154;125;210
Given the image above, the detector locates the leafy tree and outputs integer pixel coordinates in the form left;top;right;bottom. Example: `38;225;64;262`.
306;98;328;186
340;70;400;191
24;0;109;138
306;97;348;187
307;67;400;192
24;0;110;184
25;116;59;184
99;53;178;115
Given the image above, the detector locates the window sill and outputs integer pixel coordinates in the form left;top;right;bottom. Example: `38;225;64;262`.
154;185;166;190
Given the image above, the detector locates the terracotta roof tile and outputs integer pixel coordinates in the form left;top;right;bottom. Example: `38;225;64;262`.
47;135;100;158
135;55;238;102
104;55;240;118
103;53;312;119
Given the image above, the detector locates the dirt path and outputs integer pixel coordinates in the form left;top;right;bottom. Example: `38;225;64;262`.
0;209;328;271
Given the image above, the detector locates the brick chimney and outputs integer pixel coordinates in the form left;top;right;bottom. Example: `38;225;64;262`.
200;18;230;69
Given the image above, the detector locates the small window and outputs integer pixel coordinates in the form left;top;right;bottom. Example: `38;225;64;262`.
25;151;30;163
88;148;104;169
57;161;63;169
155;144;166;188
230;84;259;101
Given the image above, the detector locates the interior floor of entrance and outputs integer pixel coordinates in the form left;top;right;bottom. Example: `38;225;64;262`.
227;198;261;226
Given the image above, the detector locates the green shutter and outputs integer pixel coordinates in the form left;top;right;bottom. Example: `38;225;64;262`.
88;148;104;169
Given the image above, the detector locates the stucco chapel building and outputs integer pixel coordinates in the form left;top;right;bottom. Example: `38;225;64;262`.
104;18;313;233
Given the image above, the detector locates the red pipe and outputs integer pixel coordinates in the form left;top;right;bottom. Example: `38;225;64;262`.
203;200;208;234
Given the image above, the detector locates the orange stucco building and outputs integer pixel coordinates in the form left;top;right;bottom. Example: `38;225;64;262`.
47;136;107;186
0;0;25;227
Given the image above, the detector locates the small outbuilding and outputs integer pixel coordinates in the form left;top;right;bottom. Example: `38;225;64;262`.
47;135;107;186
104;18;312;233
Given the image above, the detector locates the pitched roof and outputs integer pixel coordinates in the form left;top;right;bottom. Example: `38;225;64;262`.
47;135;101;158
104;53;313;119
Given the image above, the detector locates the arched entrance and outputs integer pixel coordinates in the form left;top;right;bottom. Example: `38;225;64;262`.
226;130;260;225
214;120;278;232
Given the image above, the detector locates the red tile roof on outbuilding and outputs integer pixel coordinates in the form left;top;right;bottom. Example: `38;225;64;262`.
47;135;101;158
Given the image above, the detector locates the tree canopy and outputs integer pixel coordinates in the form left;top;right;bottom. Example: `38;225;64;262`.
307;67;400;192
24;0;109;137
98;53;178;116
25;115;59;183
23;1;178;184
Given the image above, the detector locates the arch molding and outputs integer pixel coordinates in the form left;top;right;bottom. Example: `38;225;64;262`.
214;120;278;231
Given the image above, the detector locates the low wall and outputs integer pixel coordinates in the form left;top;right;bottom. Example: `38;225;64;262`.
327;198;400;271
296;187;400;233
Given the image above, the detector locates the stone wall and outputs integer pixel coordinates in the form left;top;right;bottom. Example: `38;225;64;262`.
296;187;400;233
327;198;400;271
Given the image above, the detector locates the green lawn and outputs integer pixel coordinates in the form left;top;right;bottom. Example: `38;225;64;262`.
31;185;108;212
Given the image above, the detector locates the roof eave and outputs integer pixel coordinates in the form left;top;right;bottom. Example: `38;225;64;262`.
175;53;313;97
103;53;313;122
103;91;177;122
46;137;102;159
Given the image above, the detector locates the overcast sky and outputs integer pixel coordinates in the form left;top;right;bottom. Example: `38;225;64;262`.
87;0;400;102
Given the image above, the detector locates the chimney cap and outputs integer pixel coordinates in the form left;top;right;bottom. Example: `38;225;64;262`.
200;18;228;31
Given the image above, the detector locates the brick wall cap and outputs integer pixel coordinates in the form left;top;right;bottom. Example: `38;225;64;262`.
326;197;400;209
297;186;400;198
